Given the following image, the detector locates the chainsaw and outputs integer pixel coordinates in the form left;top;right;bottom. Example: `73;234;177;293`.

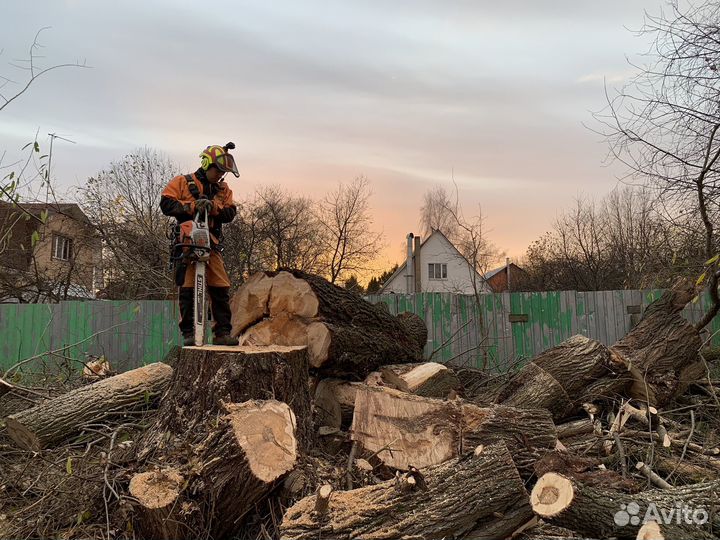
170;207;212;346
190;207;211;346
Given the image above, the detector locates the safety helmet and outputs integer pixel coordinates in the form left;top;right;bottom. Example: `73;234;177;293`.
199;142;239;177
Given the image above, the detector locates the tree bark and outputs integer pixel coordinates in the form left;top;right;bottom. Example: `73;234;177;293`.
5;362;172;451
350;385;556;478
495;336;629;421
534;451;641;493
531;472;719;539
132;400;299;540
280;442;531;540
610;280;701;407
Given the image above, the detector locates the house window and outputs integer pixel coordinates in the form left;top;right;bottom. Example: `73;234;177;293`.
428;263;447;280
52;235;73;261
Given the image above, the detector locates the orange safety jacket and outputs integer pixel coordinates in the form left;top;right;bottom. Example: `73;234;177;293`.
160;170;236;287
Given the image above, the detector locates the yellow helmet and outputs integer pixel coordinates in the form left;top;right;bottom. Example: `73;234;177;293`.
199;142;239;177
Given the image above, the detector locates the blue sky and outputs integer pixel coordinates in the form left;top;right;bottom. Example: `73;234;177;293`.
0;0;665;268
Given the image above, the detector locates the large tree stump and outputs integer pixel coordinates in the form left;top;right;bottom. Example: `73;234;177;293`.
132;399;298;540
280;442;531;540
4;362;172;451
531;472;719;539
350;385;556;478
231;270;427;377
132;346;312;538
140;345;312;449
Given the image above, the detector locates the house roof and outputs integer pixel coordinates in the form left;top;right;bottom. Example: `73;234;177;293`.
0;201;91;224
483;262;524;280
378;229;485;293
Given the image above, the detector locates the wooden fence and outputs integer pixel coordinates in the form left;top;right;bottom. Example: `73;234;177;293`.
0;289;718;373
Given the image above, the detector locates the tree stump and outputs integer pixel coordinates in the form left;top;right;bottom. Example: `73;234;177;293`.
132;346;312;538
280;442;531;540
132;399;299;540
5;362;172;451
141;345;312;449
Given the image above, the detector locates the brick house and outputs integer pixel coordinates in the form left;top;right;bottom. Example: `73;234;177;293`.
0;202;102;302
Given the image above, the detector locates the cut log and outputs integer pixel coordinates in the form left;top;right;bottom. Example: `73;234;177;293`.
128;469;184;540
280;442;532;540
534;451;641;493
140;345;312;450
370;362;460;398
654;456;718;483
230;271;273;335
5;362;172;451
610;280;701;407
635;461;672;489
233;270;427;377
395;311;428;351
531;472;719;539
350;385;557;478
495;336;629;421
132;399;298;540
495;361;575;420
313;379;363;430
268;270;319;318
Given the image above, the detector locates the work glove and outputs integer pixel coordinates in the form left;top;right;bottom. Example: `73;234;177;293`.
195;198;214;214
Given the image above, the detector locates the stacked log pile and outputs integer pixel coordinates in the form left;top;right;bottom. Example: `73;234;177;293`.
1;272;719;540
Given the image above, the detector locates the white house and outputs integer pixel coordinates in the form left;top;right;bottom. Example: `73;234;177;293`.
379;230;492;295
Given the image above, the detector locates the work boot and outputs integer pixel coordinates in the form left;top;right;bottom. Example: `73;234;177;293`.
183;334;195;347
213;334;239;346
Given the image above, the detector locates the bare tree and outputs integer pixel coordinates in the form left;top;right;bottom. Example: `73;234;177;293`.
522;188;695;291
221;195;266;285
253;186;325;273
419;184;459;240
317;176;384;284
434;187;504;368
80;149;176;299
596;0;720;328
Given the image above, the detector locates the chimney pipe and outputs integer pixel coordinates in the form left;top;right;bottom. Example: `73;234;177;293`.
406;233;414;294
413;236;422;293
506;257;511;292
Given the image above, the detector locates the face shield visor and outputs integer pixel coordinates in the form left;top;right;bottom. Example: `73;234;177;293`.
215;152;239;177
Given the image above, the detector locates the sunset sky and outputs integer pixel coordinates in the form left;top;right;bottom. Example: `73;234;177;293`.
1;0;663;275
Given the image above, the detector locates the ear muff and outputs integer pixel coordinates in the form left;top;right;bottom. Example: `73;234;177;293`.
200;155;211;170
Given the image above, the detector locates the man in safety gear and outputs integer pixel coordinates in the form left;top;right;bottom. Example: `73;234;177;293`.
160;142;240;347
